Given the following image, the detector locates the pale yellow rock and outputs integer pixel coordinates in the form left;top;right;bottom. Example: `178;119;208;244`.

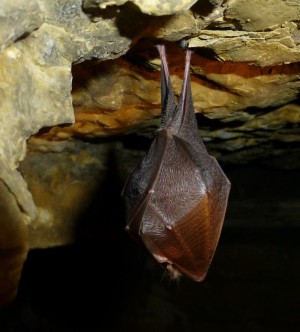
0;180;29;307
225;0;300;31
33;50;300;140
85;0;198;15
0;41;74;167
19;141;113;248
0;0;44;53
188;24;300;66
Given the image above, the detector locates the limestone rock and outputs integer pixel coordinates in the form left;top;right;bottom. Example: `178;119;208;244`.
0;0;44;53
202;103;300;167
31;46;300;147
19;141;114;248
188;23;300;66
0;180;29;307
83;0;198;15
225;0;300;32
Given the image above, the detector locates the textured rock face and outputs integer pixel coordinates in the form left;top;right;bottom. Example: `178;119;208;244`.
84;0;198;15
35;50;300;163
0;0;300;306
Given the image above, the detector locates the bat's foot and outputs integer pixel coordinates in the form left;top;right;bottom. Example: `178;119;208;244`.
165;263;182;281
153;252;183;281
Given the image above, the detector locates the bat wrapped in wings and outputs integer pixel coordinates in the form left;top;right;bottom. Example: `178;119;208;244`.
122;45;231;281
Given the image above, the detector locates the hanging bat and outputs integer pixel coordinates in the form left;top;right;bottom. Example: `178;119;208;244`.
122;45;231;281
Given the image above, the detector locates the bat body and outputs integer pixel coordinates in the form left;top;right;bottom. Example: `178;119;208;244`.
122;45;231;281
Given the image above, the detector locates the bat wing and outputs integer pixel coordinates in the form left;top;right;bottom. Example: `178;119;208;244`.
122;130;168;234
173;135;231;276
125;132;230;281
123;45;230;282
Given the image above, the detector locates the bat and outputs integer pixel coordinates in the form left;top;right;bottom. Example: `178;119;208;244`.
122;45;231;281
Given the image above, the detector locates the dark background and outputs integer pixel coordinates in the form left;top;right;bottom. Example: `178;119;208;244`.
0;164;299;332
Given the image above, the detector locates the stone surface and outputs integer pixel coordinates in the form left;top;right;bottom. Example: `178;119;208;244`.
19;140;114;248
0;0;44;53
225;0;300;32
188;23;300;66
0;0;300;307
31;45;300;169
0;181;29;307
84;0;198;15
